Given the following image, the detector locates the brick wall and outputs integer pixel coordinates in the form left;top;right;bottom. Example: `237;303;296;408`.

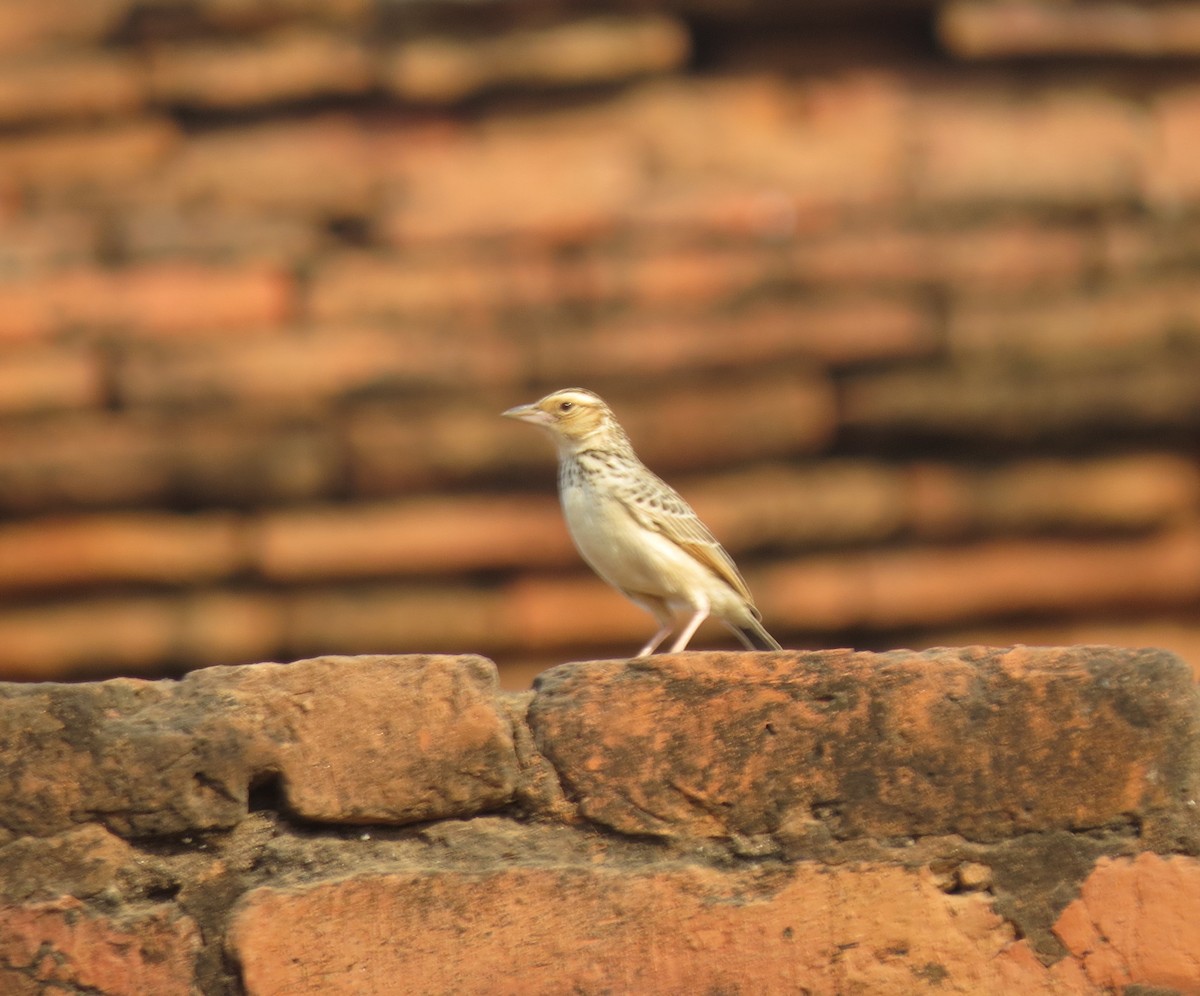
1;648;1198;993
1;0;1200;687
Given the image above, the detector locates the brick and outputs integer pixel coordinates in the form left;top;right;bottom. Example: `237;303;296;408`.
230;862;1088;995
1054;853;1200;991
199;0;371;29
307;251;557;321
529;647;1197;842
0;120;178;193
0;0;133;55
0;343;103;413
758;527;1200;631
626;73;908;209
0;210;102;277
152;116;373;215
792;221;1090;292
148;29;372;108
940;1;1200;57
533;298;935;378
840;361;1200;440
0;414;336;512
0;512;245;592
347;374;834;494
0;897;200;996
116;325;521;411
120;204;320;263
1145;86;1200;207
948;279;1200;363
284;584;514;656
0;655;516;836
383;121;642;244
912;88;1143;204
257;494;572;580
0;52;143;124
1097;216;1200;277
385;14;690;103
0;262;292;339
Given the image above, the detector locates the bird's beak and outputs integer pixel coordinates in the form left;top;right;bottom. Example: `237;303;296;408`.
502;402;552;426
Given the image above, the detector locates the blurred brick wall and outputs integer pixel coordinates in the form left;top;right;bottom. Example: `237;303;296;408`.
1;0;1199;687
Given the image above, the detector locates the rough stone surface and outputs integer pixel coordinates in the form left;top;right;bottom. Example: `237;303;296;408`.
228;863;1096;995
529;646;1199;844
1054;852;1200;990
0;896;201;996
0;654;518;837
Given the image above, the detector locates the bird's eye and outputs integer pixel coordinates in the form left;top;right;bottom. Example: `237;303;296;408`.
558;401;574;413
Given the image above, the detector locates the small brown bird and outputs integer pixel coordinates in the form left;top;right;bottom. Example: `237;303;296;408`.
503;388;781;656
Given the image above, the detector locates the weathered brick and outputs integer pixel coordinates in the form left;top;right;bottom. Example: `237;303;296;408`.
228;863;1088;995
116;325;521;411
0;52;143;124
533;298;935;378
0;210;102;277
0;414;336;512
0;0;133;55
940;0;1200;57
148;29;372;108
912;88;1144;204
529;647;1198;842
841;360;1200;440
151;116;373;215
0;343;103;412
0;120;178;192
0;655;516;836
347;375;834;494
1145;85;1200;207
0;262;292;339
385;14;690;103
949;279;1200;362
257;495;572;580
792;221;1090;292
1055;853;1200;991
759;527;1200;631
120;205;319;264
0;897;200;996
0;512;245;592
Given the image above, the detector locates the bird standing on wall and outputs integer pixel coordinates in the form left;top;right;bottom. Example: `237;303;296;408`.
503;388;782;656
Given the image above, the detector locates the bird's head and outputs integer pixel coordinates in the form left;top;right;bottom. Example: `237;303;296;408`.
502;388;624;453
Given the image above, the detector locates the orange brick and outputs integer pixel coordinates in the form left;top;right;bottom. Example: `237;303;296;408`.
941;0;1200;57
535;298;935;378
307;250;559;321
0;52;143;124
152;115;373;214
148;29;372;108
948;279;1200;361
0;343;102;412
757;526;1200;631
0;119;178;192
792;221;1089;291
116;325;520;410
1055;854;1200;991
0;512;244;592
229;862;1086;995
0;897;200;995
258;495;572;580
0;0;132;55
1145;86;1200;207
383;119;641;243
0;414;335;512
384;14;689;103
912;88;1143;204
0;262;292;339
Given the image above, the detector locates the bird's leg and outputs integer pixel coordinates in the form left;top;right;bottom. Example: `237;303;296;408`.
637;624;675;657
668;595;710;653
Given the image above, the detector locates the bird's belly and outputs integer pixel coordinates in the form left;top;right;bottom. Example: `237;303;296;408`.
560;486;703;598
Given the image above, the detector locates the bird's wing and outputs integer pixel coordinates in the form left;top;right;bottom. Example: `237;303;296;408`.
614;472;756;606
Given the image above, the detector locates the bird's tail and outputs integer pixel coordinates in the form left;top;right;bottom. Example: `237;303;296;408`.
729;616;782;651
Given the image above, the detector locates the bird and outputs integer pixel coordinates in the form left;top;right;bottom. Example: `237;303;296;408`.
503;388;782;656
